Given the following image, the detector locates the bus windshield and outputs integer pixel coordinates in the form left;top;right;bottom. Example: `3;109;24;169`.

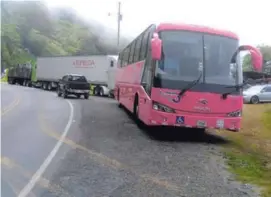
155;31;241;90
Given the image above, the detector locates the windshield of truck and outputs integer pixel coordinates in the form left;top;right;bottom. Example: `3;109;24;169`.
70;75;87;82
154;30;241;90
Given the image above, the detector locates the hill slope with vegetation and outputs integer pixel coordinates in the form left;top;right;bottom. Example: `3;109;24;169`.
1;1;130;70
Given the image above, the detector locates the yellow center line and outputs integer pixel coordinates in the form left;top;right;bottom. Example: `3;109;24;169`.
0;156;74;197
1;97;21;116
38;111;182;193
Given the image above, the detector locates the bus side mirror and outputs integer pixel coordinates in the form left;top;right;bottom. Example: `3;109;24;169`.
231;45;263;72
151;33;162;60
249;49;263;72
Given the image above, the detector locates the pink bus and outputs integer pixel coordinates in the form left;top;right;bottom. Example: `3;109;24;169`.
115;23;263;131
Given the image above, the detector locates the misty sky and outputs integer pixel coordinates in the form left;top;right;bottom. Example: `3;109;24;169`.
46;0;271;46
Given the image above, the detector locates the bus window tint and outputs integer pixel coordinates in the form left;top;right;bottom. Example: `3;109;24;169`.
204;35;239;85
123;47;130;66
157;31;203;82
129;42;136;64
134;35;143;62
140;31;150;60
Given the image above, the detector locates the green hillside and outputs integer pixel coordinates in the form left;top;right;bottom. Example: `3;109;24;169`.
1;1;130;69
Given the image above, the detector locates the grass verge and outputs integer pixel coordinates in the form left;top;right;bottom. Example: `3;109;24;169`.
215;104;271;196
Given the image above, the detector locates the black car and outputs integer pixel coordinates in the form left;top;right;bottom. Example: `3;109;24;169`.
57;74;90;99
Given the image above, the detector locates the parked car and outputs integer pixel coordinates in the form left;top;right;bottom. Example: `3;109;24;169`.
243;84;271;104
57;74;90;99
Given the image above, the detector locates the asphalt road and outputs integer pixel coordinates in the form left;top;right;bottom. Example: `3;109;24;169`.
1;83;259;197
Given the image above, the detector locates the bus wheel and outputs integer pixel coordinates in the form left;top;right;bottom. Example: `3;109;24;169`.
133;95;139;119
133;95;145;128
117;88;122;108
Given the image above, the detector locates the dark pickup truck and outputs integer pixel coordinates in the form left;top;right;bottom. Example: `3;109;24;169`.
57;74;90;99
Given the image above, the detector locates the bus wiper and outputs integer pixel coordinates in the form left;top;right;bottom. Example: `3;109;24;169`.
173;73;202;103
221;83;246;99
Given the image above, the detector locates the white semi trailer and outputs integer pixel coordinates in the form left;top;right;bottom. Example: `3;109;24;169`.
34;55;118;97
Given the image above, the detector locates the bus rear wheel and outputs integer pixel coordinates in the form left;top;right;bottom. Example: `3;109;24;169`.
133;95;145;128
117;88;122;108
133;95;138;117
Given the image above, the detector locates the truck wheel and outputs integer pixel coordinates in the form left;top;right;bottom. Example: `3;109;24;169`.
42;83;47;90
76;94;81;99
99;88;104;97
48;83;52;91
84;94;89;99
57;88;62;97
94;87;99;96
63;90;68;99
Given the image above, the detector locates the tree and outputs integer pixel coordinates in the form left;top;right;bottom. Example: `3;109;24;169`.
1;1;130;68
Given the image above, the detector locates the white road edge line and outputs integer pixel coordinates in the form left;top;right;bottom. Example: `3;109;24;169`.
18;100;74;197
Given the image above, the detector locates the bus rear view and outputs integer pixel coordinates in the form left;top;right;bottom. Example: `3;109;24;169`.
115;23;263;132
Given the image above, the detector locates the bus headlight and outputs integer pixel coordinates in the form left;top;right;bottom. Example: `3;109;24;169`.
152;101;175;113
227;110;242;117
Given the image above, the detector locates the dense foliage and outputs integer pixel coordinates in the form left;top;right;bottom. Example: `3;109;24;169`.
1;1;130;69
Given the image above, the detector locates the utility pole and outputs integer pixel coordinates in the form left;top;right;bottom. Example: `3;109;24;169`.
117;1;122;50
108;1;122;51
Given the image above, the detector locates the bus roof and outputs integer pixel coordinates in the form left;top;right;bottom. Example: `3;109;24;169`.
156;22;239;40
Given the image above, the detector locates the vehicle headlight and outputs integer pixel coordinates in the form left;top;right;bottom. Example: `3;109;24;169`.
227;110;242;117
152;101;175;113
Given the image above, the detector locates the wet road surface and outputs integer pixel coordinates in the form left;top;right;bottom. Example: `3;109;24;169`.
1;83;259;197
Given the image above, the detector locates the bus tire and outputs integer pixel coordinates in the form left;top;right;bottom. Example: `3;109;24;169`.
133;94;139;120
117;88;122;108
133;94;145;128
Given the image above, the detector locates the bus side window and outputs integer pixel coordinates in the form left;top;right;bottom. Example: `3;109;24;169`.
134;34;143;62
123;47;130;67
140;30;150;60
119;53;123;67
128;41;136;64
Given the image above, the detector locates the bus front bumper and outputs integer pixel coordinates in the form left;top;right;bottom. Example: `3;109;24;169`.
147;110;241;131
